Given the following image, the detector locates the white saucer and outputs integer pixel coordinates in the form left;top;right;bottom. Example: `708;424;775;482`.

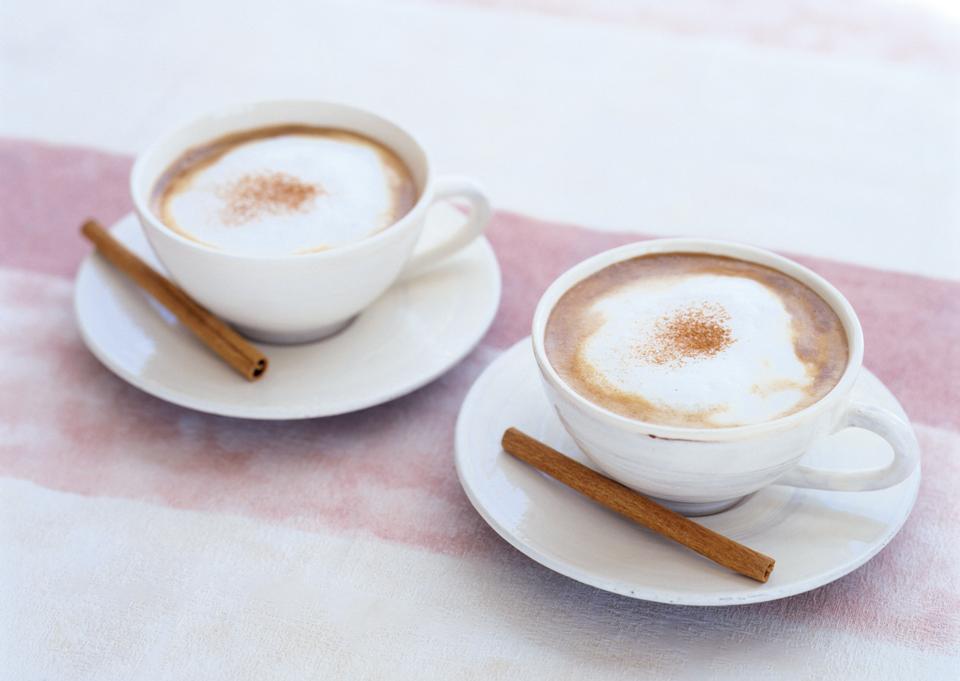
455;339;921;606
75;212;501;419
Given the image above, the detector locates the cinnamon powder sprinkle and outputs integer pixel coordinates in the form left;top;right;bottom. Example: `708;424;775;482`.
635;303;734;367
217;172;323;225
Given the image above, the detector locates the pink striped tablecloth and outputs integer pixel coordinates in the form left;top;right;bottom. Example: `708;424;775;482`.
2;138;958;678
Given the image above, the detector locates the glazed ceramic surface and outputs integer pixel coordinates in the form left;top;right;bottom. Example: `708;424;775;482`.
456;339;921;605
75;213;500;419
131;100;491;343
531;239;919;513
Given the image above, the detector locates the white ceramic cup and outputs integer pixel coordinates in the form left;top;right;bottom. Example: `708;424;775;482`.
531;238;920;515
131;100;491;344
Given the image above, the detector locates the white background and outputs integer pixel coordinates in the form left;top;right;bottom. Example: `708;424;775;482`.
2;2;958;679
2;0;958;277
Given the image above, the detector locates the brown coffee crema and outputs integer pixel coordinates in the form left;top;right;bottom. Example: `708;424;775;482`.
150;125;418;251
544;253;850;428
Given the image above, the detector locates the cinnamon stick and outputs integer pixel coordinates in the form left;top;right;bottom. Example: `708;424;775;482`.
81;219;268;381
501;428;775;583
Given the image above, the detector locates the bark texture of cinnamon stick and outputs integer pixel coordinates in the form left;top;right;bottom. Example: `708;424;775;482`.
501;427;775;583
81;219;268;381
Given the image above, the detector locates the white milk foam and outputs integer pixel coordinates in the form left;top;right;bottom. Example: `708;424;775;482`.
581;273;811;426
164;134;406;256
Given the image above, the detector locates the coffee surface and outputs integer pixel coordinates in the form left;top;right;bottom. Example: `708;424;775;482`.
152;125;418;256
544;253;849;428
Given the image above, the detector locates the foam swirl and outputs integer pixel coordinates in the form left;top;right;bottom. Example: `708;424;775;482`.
152;126;417;256
545;254;848;428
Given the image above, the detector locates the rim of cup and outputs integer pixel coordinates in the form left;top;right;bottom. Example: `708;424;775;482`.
129;99;434;263
530;238;865;442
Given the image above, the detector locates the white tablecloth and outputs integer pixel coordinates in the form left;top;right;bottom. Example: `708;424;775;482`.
2;1;958;678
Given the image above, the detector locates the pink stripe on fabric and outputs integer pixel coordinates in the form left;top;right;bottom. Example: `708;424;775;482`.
2;139;956;427
0;138;133;277
1;139;958;652
0;268;957;653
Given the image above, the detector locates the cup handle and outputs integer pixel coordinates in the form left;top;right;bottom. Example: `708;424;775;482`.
400;175;491;279
777;402;920;491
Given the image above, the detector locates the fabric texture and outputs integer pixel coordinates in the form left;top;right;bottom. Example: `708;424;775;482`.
1;139;958;679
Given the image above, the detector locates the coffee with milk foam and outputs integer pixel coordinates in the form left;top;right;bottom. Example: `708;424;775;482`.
545;254;849;428
152;125;418;256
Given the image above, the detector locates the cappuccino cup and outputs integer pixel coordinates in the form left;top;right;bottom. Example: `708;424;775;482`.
131;100;491;344
532;239;919;515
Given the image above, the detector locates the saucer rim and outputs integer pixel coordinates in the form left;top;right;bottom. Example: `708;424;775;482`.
74;214;502;420
455;338;921;606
